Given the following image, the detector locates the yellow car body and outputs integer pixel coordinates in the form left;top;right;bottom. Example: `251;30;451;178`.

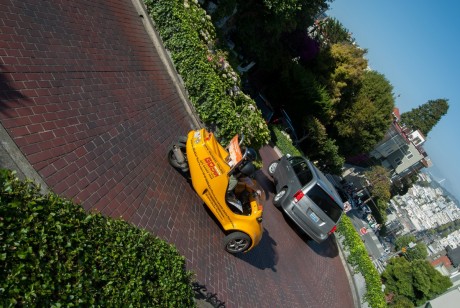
185;129;263;252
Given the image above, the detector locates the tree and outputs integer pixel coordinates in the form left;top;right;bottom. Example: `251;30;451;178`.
395;235;428;261
400;99;449;136
364;165;391;202
382;257;452;306
389;295;414;308
309;17;354;46
314;42;368;106
333;70;394;156
233;0;331;70
301;116;344;174
266;61;334;124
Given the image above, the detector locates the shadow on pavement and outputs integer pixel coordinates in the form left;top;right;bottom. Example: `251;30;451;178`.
254;169;275;196
192;281;226;308
307;235;339;258
0;66;29;112
235;228;278;272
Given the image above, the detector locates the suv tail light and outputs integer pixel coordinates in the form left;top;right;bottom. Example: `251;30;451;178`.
293;190;304;203
328;225;337;235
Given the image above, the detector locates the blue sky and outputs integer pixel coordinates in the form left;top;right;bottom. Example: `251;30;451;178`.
328;0;460;201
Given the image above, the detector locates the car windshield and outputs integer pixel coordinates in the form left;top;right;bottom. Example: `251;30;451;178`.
306;185;343;222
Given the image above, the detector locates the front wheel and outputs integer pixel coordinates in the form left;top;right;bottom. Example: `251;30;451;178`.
223;232;251;254
273;188;287;208
267;161;278;176
168;143;188;173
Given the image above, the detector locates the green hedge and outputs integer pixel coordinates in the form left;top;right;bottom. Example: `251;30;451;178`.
144;0;270;148
0;169;194;307
337;215;386;308
269;125;303;157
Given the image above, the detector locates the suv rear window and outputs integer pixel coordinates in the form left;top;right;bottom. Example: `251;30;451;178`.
306;185;343;222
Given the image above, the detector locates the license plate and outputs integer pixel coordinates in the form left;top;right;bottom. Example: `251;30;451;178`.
309;212;319;223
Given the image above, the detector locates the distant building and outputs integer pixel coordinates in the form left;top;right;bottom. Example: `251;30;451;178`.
431;255;456;277
369;108;432;183
425;286;460;308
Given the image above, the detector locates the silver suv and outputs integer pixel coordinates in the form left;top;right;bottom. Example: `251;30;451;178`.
268;155;344;243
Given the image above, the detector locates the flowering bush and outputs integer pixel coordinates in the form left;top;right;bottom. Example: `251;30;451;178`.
144;0;270;148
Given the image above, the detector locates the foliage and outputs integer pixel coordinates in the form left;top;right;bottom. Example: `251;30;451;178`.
233;0;331;69
317;42;368;106
365;198;388;225
208;0;237;24
431;219;460;237
144;0;270;148
394;235;428;261
382;257;452;306
267;61;334;124
388;295;414;308
309;17;354;46
334;71;394;156
364;165;391;202
269;125;303;157
282;30;321;63
400;99;449;136
337;215;386;308
0;169;194;307
301;117;344;174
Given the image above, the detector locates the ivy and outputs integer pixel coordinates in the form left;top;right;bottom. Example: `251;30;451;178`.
144;0;270;148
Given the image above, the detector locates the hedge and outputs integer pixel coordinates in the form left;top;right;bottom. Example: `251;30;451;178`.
0;169;195;307
269;125;303;157
143;0;270;148
337;215;386;308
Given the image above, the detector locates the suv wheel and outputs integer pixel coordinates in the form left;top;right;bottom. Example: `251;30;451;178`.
268;161;278;176
273;188;286;208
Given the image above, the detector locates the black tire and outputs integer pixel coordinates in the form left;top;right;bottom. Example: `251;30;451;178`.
267;161;278;177
273;188;287;208
168;145;187;170
223;231;251;254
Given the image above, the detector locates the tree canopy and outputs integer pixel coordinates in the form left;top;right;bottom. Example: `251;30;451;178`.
394;235;428;261
400;99;449;136
309;17;354;47
364;165;391;202
232;0;331;69
331;66;394;156
382;257;452;306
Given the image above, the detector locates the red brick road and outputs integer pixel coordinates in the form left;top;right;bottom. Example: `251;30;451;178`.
0;1;354;307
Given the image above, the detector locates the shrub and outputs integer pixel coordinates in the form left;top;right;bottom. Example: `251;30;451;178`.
143;0;270;148
0;169;194;307
269;125;303;157
337;215;386;308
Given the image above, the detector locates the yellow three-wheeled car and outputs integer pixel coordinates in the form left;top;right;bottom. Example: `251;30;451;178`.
168;129;264;253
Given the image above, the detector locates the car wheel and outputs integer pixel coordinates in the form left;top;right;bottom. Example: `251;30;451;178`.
267;161;278;176
273;188;287;208
168;144;188;171
223;232;251;254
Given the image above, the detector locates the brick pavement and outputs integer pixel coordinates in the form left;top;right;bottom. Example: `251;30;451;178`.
0;1;355;307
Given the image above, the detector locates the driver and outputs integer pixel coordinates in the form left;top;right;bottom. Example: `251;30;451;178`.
227;147;257;192
226;148;257;213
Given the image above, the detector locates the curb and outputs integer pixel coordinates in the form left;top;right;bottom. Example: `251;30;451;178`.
129;0;203;131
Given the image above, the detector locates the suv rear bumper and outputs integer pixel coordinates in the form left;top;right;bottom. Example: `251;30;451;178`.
281;201;328;243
